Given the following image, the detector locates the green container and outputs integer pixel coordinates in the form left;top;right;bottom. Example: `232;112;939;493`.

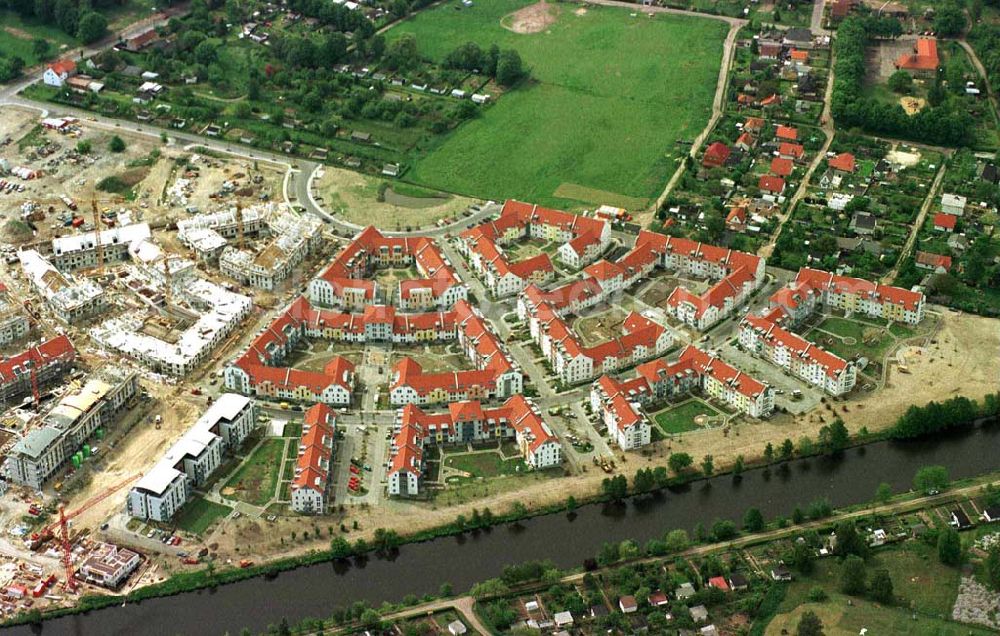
71;455;81;469
82;445;91;458
95;428;104;440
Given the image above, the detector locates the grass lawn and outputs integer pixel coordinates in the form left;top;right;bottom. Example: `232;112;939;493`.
172;497;232;535
222;439;285;506
770;542;975;636
443;450;526;478
0;11;76;66
390;0;726;207
808;316;901;361
652;399;720;434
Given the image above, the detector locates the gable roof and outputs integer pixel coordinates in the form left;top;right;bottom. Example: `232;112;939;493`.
828;152;856;172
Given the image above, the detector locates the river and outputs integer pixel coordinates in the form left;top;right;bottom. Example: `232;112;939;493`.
7;423;1000;636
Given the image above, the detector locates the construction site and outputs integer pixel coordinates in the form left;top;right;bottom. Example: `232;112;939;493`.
0;106;340;619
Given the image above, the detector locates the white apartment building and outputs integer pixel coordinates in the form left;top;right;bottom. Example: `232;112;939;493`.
128;394;257;521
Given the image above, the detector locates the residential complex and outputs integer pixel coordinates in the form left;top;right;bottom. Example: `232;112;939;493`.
739;313;856;396
389;300;522;406
219;207;323;290
0;284;29;345
6;366;137;489
457;199;611;296
388;395;561;496
77;543;142;589
290;403;336;514
592;345;774;451
48;223;152;271
127;394;257;522
309;226;466;310
770;267;925;326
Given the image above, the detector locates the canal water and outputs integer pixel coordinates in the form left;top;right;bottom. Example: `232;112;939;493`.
8;423;999;636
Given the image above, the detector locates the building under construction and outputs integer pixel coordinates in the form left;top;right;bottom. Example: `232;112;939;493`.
0;335;76;407
4;366;138;490
18;250;106;324
0;284;29;345
48;224;151;272
219;208;323;290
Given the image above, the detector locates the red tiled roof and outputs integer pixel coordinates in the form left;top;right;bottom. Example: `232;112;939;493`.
896;38;939;71
829;152;856;172
702;142;732;168
776;125;798;140
770;157;794;177
778;142;805;159
916;251;952;271
48;60;76;75
933;212;957;230
759;175;786;193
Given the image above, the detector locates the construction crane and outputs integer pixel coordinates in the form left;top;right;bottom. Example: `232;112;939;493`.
161;253;173;306
235;203;245;250
29;473;141;590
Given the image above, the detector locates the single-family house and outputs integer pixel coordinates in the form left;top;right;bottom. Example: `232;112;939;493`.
933;213;957;232
44;60;77;87
619;595;638;613
915;251;952;273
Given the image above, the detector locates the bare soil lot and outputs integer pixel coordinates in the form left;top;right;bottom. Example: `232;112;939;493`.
502;0;560;34
316;166;477;230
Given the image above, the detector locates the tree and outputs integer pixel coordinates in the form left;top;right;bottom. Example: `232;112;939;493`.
633;468;655;493
792;540;815;574
914;465;949;494
733;455;745;476
194;40;218;66
601;474;628;500
664;529;689;552
701;455;714;476
77;11;107;44
383;33;418;72
874;482;893;506
797;610;824;636
869;568;894;604
818;419;849;454
470;578;510;599
76;140;92;154
934;6;966;36
496;49;525;86
54;0;79;36
109;135;126;153
31;38;50;61
833;521;868;558
668;452;693;475
840;555;867;595
743;507;764;532
712;519;738;541
372;528;401;554
887;70;913;94
763;442;775;463
938;528;963;566
329;537;352;558
780;438;795;461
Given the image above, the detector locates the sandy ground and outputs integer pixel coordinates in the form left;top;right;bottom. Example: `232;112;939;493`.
71;392;199;530
900;96;926;115
208;307;1000;563
503;0;560;34
316;166;477;230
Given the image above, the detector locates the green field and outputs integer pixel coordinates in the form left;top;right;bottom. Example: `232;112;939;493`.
0;11;76;66
222;439;286;506
767;542;986;636
389;0;726;207
172;497;232;535
652;399;721;434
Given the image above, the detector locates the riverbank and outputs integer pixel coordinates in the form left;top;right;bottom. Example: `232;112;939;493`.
3;420;999;634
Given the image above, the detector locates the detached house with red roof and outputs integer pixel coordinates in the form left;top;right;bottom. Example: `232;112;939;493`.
933;213;957;232
896;38;939;77
759;175;786;195
290;404;336;514
770;157;794;177
778;143;805;161
702;142;732;169
775;125;798;141
739;314;857;395
915;251;952;273
828;152;856;173
44;60;76;87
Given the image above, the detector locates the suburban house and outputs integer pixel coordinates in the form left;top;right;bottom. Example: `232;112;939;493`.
829;152;856;173
915;251;952;273
933;212;958;232
702;142;732;168
941;193;967;216
895;38;940;76
43;60;77;87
